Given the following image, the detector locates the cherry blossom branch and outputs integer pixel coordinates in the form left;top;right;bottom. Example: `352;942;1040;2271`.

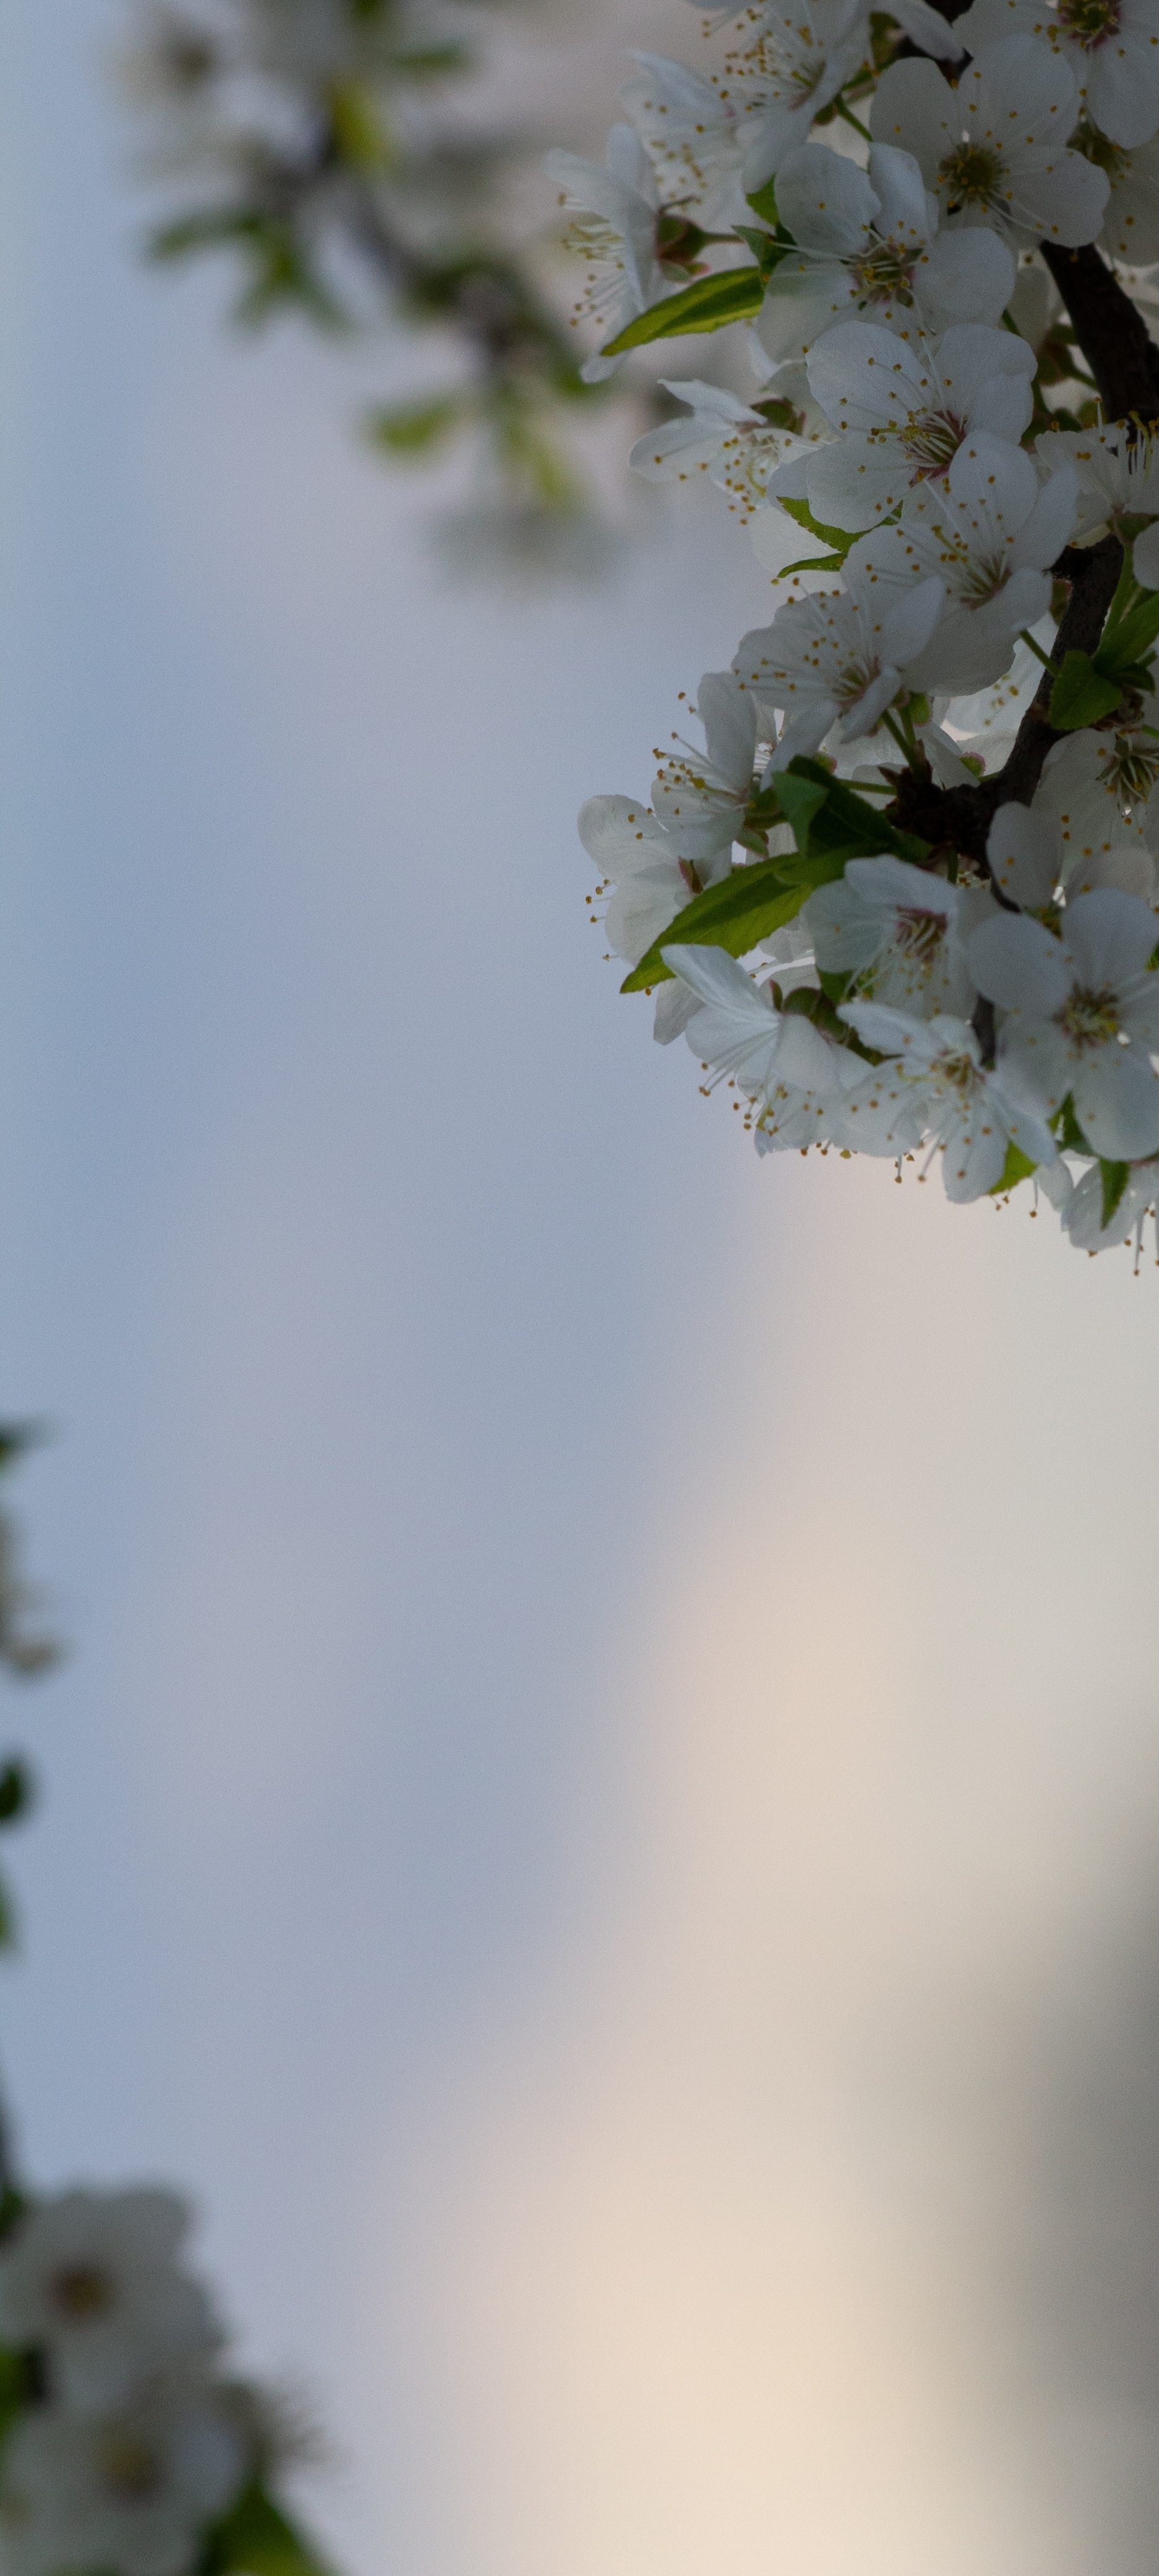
1041;243;1159;421
889;535;1126;857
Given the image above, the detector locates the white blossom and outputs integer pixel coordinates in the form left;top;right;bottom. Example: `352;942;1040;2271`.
578;796;709;971
969;885;1159;1154
628;376;826;518
796;317;1036;531
1033;728;1159;890
1063;1151;1159;1250
887;0;972;59
578;673;765;974
754;140;1016;369
0;2377;245;2576
651;670;768;862
751;1034;920;1149
1064;118;1159;261
870;40;1111;247
803;853;978;1013
619;52;751;226
838;1000;1058;1192
983;793;1151;909
0;2192;220;2418
731;557;945;762
559;0;1159;1256
544;128;667;381
845;431;1079;695
953;0;1159;152
717;0;873;187
1034;417;1159;538
665;941;828;1095
662;942;917;1149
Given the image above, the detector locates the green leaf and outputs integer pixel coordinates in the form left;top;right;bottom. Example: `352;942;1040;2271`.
621;760;930;992
364;393;466;455
776;494;856;559
732;228;797;285
1057;1094;1093;1154
199;2484;334;2576
771;771;828;847
775;759;930;864
600;265;763;355
1099;1157;1132;1229
778;550;849;577
0;1874;19;1953
1096;587;1159;676
990;1141;1037;1196
745;178;781;225
1049;650;1123;731
621;861;814;992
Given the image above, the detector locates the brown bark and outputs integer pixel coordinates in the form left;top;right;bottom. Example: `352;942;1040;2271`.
1041;243;1159;421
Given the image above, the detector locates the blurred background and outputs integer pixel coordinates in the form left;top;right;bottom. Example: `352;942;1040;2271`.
3;6;1159;2571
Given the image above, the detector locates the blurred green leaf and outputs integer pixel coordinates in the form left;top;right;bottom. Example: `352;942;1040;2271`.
0;1765;32;1828
385;42;472;76
0;1428;41;1477
199;2483;334;2576
365;393;466;455
148;212;346;329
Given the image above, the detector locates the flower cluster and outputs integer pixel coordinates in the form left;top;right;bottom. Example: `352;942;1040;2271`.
0;2187;323;2576
566;0;1159;1258
120;0;620;570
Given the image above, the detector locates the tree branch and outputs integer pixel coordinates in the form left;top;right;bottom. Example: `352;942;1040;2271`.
1041;242;1159;420
887;536;1124;856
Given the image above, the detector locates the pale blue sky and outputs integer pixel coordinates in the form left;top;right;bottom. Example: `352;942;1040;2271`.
7;10;1159;2574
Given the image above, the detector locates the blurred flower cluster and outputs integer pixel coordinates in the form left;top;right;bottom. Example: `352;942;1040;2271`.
568;0;1159;1260
119;0;620;569
0;2187;324;2576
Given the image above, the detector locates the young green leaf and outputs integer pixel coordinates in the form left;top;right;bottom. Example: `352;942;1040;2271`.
989;1141;1037;1195
1057;1094;1093;1155
745;177;781;225
1049;650;1123;731
732;228;798;284
600;265;763;354
1095;588;1159;676
771;771;828;847
1099;1157;1132;1229
620;861;812;992
777;759;930;864
776;494;856;559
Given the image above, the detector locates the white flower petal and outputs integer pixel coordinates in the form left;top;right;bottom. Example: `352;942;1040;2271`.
969;910;1071;1011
